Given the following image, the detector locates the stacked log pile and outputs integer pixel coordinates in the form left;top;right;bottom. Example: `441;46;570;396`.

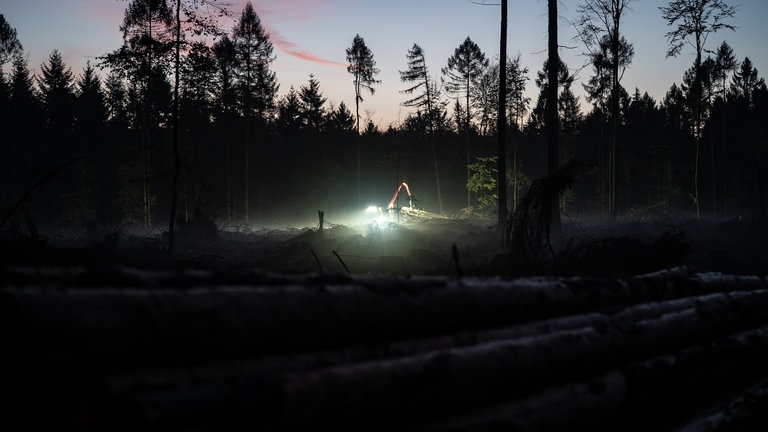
2;266;768;431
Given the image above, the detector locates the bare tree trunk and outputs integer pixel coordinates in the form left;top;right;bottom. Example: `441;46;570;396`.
694;44;702;220
144;14;154;230
244;120;250;225
226;133;231;223
513;144;518;211
431;137;443;214
466;82;472;209
144;145;151;228
547;0;560;235
609;12;620;217
497;0;508;231
601;120;607;214
168;0;181;256
723;96;728;216
694;132;701;219
610;114;616;216
355;81;361;208
755;160;766;220
711;121;717;217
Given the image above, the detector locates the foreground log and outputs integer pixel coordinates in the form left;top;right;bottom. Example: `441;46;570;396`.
10;289;765;430
2;266;768;431
424;326;768;432
274;290;768;428
2;267;765;371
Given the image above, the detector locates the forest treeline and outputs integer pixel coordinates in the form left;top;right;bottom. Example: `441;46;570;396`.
0;0;766;233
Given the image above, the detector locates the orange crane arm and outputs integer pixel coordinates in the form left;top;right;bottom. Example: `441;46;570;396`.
387;182;412;210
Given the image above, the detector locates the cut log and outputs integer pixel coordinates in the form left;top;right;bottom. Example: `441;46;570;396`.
2;268;766;371
39;290;768;430
424;326;768;432
2;266;768;431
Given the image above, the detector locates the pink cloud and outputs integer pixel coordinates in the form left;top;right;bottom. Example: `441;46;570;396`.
235;0;347;68
267;26;348;68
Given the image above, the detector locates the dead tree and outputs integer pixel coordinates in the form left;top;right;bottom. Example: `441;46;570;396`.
507;158;582;269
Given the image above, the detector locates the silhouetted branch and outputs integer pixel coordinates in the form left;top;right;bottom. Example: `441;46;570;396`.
333;249;351;274
310;249;323;273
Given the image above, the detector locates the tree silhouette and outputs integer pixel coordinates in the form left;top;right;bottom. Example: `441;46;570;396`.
472;63;499;136
328;101;356;135
169;0;182;256
710;41;736;214
37;50;75;137
4;0;768;236
103;70;129;130
731;57;766;111
400;43;443;127
661;0;737;219
212;35;237;222
442;36;488;208
3;53;39;215
75;63;107;133
400;43;444;214
497;0;508;229
505;55;530;211
346;34;380;206
576;0;634;217
530;59;574;132
167;0;229;255
299;74;327;132
713;41;737;101
0;14;23;68
547;0;560;233
101;0;173;228
74;63;111;224
277;86;302;131
231;1;277;225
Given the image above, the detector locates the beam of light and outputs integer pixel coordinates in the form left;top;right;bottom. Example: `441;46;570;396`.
360;205;393;229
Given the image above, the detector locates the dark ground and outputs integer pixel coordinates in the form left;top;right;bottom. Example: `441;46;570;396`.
2;214;766;277
3;215;768;431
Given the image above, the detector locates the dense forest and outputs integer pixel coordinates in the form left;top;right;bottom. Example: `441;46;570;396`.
0;0;766;237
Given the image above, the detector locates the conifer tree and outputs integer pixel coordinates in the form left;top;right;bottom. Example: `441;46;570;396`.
101;0;173;228
231;1;277;224
212;35;237;222
731;57;765;111
37;50;75;136
400;43;444;213
442;36;488;208
346;34;380;206
299;74;327;132
74;62;107;134
0;14;23;68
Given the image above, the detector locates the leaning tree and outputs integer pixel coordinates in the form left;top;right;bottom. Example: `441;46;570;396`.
400;43;444;214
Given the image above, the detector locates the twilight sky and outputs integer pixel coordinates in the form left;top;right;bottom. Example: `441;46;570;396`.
3;0;767;128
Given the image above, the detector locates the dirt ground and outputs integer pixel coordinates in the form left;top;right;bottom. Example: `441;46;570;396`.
4;214;767;277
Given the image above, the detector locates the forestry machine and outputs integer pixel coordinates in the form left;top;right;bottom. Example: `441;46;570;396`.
386;181;447;221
